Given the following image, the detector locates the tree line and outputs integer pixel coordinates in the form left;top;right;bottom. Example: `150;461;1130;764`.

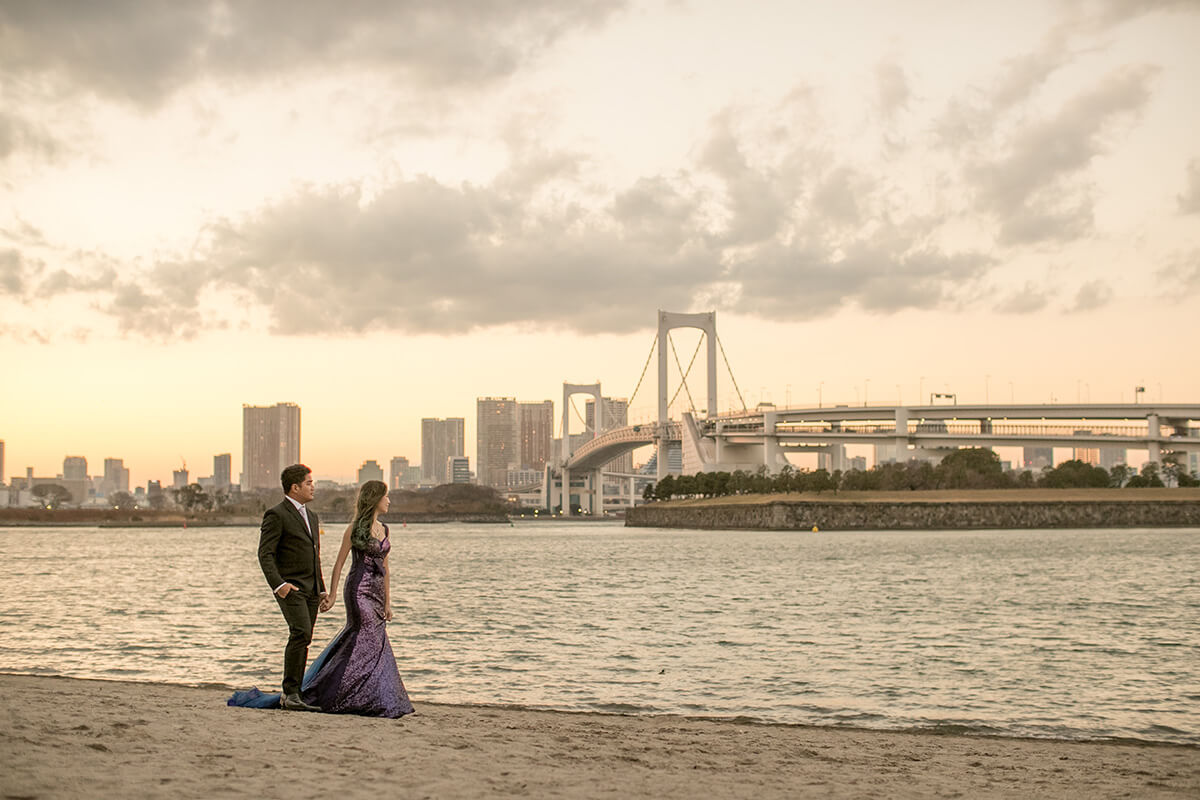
642;448;1199;501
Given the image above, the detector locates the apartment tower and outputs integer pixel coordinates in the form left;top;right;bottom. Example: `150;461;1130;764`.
421;417;465;484
476;397;518;489
242;403;301;490
518;400;554;471
585;397;633;474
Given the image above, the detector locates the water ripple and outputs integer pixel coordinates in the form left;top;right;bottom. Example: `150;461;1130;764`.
1;523;1198;744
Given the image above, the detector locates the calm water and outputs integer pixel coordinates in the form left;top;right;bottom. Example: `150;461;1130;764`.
0;522;1197;743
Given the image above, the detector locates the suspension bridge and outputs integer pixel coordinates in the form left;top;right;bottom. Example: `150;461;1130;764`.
541;310;1200;515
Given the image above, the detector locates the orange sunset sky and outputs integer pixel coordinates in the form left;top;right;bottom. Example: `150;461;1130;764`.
3;1;1199;484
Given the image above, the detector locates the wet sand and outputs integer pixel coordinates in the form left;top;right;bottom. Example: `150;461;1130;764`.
1;675;1196;798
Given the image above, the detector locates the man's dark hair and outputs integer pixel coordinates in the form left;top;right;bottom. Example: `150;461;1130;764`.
281;464;311;494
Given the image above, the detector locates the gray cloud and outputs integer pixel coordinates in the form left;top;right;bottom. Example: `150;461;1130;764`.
934;24;1078;154
101;278;206;338
968;65;1156;245
725;234;993;319
2;62;1138;340
12;141;993;338
811;167;866;227
699;113;792;246
0;249;31;294
1178;159;1200;214
33;264;118;298
1070;279;1114;311
1156;250;1200;298
127;172;723;337
0;1;624;107
1091;0;1200;26
995;282;1052;314
995;196;1095;247
988;27;1076;113
875;59;910;120
0;110;60;161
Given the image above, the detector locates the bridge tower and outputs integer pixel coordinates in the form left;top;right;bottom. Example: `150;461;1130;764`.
560;382;603;517
657;310;718;481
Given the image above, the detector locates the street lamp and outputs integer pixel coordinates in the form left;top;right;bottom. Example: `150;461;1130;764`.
1135;385;1145;404
864;378;870;407
818;381;824;408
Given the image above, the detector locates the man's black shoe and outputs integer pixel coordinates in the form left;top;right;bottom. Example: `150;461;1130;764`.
281;693;321;712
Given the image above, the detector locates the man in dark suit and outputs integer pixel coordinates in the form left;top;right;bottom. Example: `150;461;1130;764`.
258;463;327;711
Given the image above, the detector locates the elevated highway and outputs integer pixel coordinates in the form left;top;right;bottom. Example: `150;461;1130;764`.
562;403;1200;474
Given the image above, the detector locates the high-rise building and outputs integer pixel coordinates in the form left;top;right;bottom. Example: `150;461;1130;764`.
242;403;301;490
173;468;189;489
585;397;632;474
447;456;471;484
1100;447;1126;471
1072;430;1100;465
213;453;232;489
1023;447;1053;470
61;456;89;505
389;456;410;490
421;417;465;484
102;458;130;496
0;439;5;485
639;443;683;477
357;460;384;484
63;456;87;480
518;401;554;471
477;397;519;489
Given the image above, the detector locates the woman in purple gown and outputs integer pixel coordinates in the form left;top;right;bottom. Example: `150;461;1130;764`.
230;481;414;717
303;480;414;717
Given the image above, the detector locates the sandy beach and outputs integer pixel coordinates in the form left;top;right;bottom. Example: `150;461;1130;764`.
1;675;1196;798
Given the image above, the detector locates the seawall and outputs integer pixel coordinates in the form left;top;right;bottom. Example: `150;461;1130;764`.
625;498;1200;530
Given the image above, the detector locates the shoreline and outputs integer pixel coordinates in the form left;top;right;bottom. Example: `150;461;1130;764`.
0;671;1194;748
627;489;1200;530
2;674;1196;798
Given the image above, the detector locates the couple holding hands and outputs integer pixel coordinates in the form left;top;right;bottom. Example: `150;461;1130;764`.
229;464;414;718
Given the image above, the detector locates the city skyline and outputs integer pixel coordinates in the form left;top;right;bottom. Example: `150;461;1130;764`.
5;393;1188;491
3;2;1198;483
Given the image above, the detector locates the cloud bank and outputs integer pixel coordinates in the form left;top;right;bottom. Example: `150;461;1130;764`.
0;1;624;107
3;0;1196;340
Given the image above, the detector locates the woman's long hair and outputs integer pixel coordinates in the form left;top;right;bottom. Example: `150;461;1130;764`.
350;480;388;550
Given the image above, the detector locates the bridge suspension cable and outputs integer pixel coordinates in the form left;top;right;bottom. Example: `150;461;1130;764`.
717;333;748;412
569;396;593;433
667;332;699;412
667;331;704;410
626;335;658;409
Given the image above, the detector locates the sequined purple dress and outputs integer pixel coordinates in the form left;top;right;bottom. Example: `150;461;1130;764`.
299;526;414;717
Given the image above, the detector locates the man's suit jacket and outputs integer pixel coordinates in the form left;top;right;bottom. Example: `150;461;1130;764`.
258;499;326;597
